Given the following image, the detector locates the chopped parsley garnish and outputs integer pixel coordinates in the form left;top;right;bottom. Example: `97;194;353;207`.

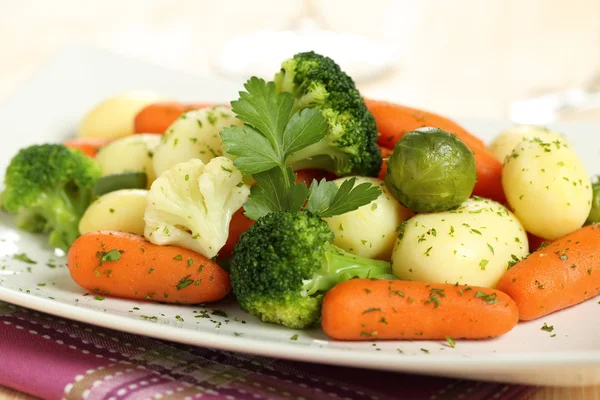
290;334;299;341
475;290;499;304
479;259;489;270
211;309;228;318
175;275;194;290
12;253;36;264
98;249;122;265
541;323;554;333
362;307;382;314
445;336;456;348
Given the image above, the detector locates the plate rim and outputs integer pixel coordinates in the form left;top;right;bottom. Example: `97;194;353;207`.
1;286;600;374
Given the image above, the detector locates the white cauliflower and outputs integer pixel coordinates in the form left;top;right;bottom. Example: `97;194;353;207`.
144;156;250;258
152;106;243;178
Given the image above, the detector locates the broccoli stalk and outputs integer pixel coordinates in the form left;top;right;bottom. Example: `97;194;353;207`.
230;211;396;329
17;192;86;250
302;245;395;296
2;144;101;251
274;51;382;177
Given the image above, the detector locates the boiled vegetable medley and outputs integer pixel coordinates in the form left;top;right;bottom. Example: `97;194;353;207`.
2;51;599;344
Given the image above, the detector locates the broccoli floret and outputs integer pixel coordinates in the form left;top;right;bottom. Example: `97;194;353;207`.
274;51;381;177
144;156;250;258
230;211;396;329
2;144;101;251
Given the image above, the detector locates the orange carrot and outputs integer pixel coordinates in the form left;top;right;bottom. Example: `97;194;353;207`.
365;99;485;151
219;208;255;259
496;224;600;321
472;148;506;203
321;279;518;341
67;231;231;304
134;102;214;134
378;146;393;180
63;138;112;158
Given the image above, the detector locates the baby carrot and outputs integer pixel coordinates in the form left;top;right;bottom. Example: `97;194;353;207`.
219;208;255;259
321;279;518;341
472;148;506;204
67;231;231;304
378;146;393;180
496;224;600;321
134;102;214;134
364;99;485;151
63;138;112;158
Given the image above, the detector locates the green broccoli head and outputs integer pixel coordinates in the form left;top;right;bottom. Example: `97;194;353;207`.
274;51;381;177
2;144;101;251
230;211;394;329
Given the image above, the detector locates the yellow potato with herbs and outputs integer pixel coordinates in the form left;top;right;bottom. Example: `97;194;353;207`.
79;91;165;140
325;177;414;261
502;138;592;240
79;189;148;235
391;197;528;288
487;125;568;163
95;134;161;188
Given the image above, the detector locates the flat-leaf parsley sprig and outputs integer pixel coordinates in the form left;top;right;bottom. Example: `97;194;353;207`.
220;77;381;220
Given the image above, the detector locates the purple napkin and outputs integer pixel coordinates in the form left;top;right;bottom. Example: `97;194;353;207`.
0;301;537;400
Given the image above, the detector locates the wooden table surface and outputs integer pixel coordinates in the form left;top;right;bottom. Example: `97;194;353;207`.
1;0;600;398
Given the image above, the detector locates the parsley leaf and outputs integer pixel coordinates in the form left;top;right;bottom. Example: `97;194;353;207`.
221;76;379;221
307;177;381;218
243;167;310;220
230;77;294;152
282;108;329;158
220;125;280;175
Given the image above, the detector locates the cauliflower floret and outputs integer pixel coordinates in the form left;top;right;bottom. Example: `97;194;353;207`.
144;156;250;258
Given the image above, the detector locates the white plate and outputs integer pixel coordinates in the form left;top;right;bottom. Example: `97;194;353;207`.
1;44;600;388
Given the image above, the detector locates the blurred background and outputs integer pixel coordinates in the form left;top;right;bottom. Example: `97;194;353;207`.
1;0;600;122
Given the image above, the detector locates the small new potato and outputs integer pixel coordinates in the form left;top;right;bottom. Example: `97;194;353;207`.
324;177;414;261
152;106;242;177
488;125;568;163
79;91;165;140
502;138;592;240
385;127;476;213
79;189;147;235
96;134;161;187
391;197;528;288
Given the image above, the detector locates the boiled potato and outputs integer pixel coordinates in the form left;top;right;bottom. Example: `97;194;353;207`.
79;91;165;140
79;189;148;235
488;125;568;163
391;197;528;288
152;106;242;177
325;177;414;260
502;138;592;240
96;134;161;188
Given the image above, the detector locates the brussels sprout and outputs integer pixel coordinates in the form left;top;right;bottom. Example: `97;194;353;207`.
586;177;600;224
384;127;476;213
